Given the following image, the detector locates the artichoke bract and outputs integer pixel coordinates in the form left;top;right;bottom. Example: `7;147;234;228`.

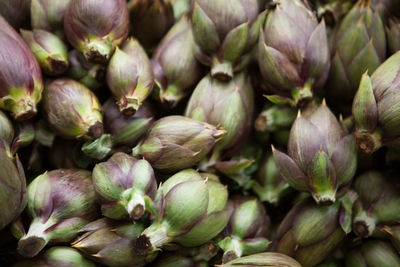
128;0;174;50
13;247;96;267
272;102;357;204
275;192;357;267
107;39;154;115
345;240;400;267
387;18;400;55
252;153;291;205
218;195;271;263
352;171;400;238
0;146;27;230
0;110;14;154
185;73;254;167
67;50;106;91
0;0;31;30
151;17;204;107
92;153;157;220
42;78;103;140
31;0;72;37
352;51;400;153
0;16;43;121
326;1;386;105
17;169;99;258
64;0;129;64
258;0;330;106
20;29;69;76
134;169;229;254
132;116;226;172
191;0;265;81
72;218;156;267
220;252;301;267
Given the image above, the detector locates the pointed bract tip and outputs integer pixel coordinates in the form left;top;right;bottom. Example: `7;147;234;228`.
296;110;301;118
322;98;327;106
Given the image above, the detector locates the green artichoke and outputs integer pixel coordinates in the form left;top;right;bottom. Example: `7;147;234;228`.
219;252;302;267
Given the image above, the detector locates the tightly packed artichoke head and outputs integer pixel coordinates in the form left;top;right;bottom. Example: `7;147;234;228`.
1;0;400;266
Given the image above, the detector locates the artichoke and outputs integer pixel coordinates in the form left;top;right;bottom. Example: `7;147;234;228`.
275;192;357;267
352;171;400;238
185;73;254;167
191;0;266;80
345;240;400;267
17;169;99;258
352;51;400;153
387;17;400;55
106;38;154;115
218;195;271;263
326;1;386;106
134;169;229;255
219;252;301;267
42;78;103;140
64;0;129;64
72;218;156;267
258;0;330;106
151;17;204;107
0;146;27;230
92;153;157;220
0;0;31;30
31;0;71;37
13;247;95;267
128;0;174;50
272;102;357;204
0;16;43;121
132;116;226;172
20;29;69;76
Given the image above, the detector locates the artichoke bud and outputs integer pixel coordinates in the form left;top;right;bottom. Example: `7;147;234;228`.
275;193;356;267
134;169;229;255
191;0;265;81
252;153;292;205
92;153;157;220
67;50;106;91
0;16;43;121
352;51;400;153
219;252;301;267
258;0;330;107
21;29;69;76
104;98;155;149
107;39;154;115
0;147;27;230
387;18;400;54
31;0;72;38
13;246;96;267
64;0;130;64
352;171;400;238
345;240;400;267
42;78;103;140
128;0;174;50
327;1;386;104
72;218;155;267
185;73;254;166
132;116;226;172
218;195;271;263
273;103;357;205
17;169;99;258
0;0;31;30
151;17;204;108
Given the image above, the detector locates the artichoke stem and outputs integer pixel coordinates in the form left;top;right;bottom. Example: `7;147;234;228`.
88;121;104;139
353;213;377;238
134;224;170;255
311;191;336;206
17;218;55;258
161;84;184;108
292;82;313;107
12;97;37;121
221;238;242;264
83;40;111;64
125;190;146;220
355;130;382;154
211;58;233;81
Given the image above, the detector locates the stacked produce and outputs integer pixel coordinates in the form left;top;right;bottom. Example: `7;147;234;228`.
0;0;400;266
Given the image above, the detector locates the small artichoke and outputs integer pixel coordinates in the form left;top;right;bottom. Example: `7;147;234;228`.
17;169;99;258
64;0;129;64
132;116;226;172
134;169;229;255
258;0;330;106
273;102;357;204
92;153;157;220
191;0;266;80
0;16;43;121
42;78;103;140
106;38;154;115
